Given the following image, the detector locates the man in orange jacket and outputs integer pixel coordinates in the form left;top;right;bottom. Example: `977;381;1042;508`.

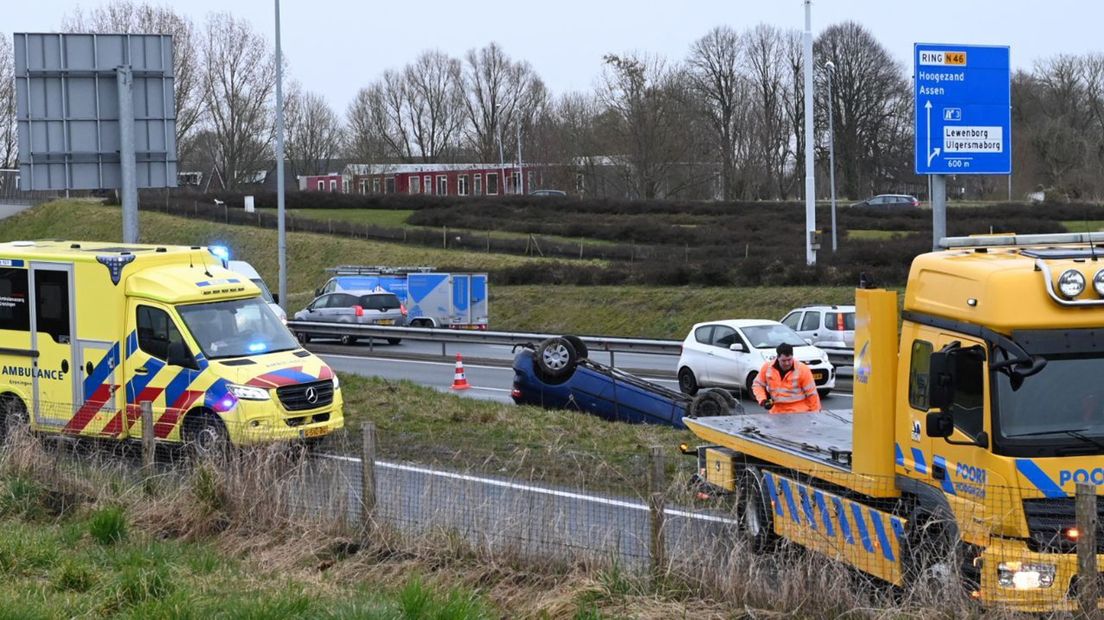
752;343;821;413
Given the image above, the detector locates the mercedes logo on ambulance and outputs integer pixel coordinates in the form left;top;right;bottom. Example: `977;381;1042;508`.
304;386;319;404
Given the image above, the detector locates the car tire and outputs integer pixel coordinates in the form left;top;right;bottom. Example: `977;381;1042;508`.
689;388;733;418
745;371;758;398
296;332;311;344
563;335;588;360
535;337;577;378
740;466;777;553
678;367;699;395
182;412;229;459
387;338;402;345
0;394;29;444
818;388;832;398
339;335;358;346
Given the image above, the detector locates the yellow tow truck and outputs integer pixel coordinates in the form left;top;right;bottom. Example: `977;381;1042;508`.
686;232;1104;611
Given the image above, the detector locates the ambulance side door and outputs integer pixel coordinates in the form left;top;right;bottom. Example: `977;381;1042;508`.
0;264;34;412
124;302;201;440
28;262;78;428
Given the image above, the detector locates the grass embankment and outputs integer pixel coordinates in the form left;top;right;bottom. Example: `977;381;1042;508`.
1;201;857;336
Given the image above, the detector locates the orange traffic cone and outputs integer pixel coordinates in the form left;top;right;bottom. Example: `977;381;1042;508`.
451;353;471;390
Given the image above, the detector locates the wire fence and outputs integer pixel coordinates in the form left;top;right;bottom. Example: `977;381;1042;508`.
1;402;1102;615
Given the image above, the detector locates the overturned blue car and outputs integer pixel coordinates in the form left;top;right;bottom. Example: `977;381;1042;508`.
510;336;740;428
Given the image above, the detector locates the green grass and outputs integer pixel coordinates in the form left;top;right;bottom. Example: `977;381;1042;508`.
289;208;415;228
847;229;913;241
0;510;496;619
1;201;856;336
337;373;694;493
1061;220;1104;233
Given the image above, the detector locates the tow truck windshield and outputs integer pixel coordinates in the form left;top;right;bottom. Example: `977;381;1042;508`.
178;297;297;359
996;354;1104;455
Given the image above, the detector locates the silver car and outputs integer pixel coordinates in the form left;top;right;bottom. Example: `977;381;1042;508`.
781;305;855;367
293;289;407;345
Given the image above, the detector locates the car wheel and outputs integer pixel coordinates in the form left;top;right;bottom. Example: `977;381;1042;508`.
0;394;29;444
689;388;733;418
563;335;589;360
740;467;777;553
678;367;699;395
295;332;311;344
745;371;758;397
535;337;577;378
387;338;402;345
818;388;831;398
339;335;358;346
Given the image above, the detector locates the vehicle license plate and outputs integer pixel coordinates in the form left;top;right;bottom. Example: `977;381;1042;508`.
301;426;330;439
377;319;394;325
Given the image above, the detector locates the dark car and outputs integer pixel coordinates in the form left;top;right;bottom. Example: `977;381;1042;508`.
529;189;567;197
850;194;919;208
511;337;740;427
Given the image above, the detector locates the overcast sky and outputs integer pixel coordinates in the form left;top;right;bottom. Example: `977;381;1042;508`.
10;1;1098;113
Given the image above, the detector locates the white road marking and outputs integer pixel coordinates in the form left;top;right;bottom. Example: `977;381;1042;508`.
315;453;737;525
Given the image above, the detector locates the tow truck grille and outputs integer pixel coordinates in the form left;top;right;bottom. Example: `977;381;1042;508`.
1023;497;1104;553
276;380;334;412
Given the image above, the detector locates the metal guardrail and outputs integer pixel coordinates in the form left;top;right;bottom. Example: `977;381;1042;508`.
285;320;684;356
285;320;857;368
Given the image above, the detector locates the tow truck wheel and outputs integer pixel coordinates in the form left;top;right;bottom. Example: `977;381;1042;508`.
678;367;699;395
535;337;578;378
740;467;776;553
0;394;29;445
744;372;758;398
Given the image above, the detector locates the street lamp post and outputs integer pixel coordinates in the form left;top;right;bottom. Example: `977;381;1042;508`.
825;60;838;253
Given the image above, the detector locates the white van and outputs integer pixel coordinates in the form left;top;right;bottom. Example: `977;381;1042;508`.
228;260;287;322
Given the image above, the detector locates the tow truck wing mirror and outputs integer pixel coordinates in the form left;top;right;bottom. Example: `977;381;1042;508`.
928;349;957;410
926;411;954;438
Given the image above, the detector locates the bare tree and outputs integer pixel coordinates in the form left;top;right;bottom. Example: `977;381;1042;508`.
815;22;910;198
284;82;344;177
63;1;202;153
404;50;464;163
0;36;16;169
687;26;746;200
743;25;797;200
462;42;547;163
599;53;688;199
200;13;277;190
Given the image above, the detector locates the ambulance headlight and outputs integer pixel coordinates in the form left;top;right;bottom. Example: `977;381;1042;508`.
1093;269;1104;296
997;562;1056;589
332;374;340;391
227;383;271;401
1058;269;1086;298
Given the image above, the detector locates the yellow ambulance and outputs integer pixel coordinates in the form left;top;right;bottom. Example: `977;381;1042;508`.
0;240;343;451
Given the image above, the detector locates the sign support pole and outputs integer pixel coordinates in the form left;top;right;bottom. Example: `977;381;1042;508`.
116;66;139;244
802;0;816;266
275;0;288;314
932;174;947;250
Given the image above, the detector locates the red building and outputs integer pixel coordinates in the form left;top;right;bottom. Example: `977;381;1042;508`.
298;173;346;193
342;163;542;196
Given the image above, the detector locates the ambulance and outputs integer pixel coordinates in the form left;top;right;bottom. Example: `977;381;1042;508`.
0;240;343;451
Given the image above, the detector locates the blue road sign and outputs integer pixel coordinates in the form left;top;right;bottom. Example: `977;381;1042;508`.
914;43;1010;175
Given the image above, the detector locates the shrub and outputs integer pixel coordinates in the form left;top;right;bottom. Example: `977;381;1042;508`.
89;506;127;545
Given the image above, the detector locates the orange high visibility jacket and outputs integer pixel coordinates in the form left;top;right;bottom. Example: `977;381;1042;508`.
751;359;821;414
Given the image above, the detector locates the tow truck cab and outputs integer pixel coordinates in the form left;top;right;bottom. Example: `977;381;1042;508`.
685;232;1104;612
0;241;343;447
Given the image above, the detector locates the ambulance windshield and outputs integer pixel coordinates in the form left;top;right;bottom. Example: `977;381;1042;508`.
177;297;297;359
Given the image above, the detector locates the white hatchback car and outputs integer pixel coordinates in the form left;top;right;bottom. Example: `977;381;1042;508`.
677;319;836;398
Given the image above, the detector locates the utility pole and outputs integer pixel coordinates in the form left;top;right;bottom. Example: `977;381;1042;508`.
802;0;817;266
826;60;837;253
275;0;288;313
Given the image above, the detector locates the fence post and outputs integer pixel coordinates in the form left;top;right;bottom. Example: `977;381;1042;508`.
140;401;155;472
360;423;377;529
1077;483;1099;616
649;445;666;579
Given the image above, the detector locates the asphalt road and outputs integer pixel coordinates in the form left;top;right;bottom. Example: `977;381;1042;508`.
318;352;854;415
0;202;33;220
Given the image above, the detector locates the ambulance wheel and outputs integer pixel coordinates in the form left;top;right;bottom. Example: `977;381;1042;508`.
744;372;758;398
183;412;229;459
296;332;311;344
678;367;699;395
387;338;402;345
740;467;776;553
0;394;28;444
535;337;577;378
339;335;358;346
